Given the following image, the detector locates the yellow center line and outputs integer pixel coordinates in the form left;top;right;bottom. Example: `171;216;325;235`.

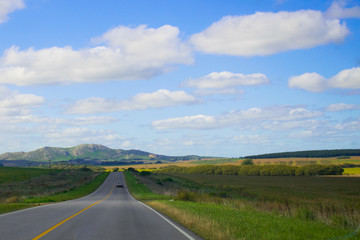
32;181;115;240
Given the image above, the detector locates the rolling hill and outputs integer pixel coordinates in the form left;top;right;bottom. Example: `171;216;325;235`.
0;144;201;167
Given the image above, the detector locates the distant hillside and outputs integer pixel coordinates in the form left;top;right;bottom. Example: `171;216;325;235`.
244;149;360;159
0;144;201;166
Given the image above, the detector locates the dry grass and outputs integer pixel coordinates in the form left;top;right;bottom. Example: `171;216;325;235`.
147;201;235;240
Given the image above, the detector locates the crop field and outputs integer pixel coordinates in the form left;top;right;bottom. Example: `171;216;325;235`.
344;168;360;175
126;170;360;240
105;156;360;170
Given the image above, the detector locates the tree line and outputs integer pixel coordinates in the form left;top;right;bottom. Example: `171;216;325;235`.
244;149;360;159
158;164;344;176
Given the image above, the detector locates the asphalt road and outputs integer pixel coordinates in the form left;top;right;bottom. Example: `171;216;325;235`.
0;172;202;240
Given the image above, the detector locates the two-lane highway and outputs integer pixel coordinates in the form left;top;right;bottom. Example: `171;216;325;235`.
0;172;202;240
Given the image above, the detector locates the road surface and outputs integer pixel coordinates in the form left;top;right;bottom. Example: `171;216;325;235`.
0;172;202;240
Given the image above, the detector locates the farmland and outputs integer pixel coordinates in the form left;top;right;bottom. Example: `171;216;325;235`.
125;168;360;240
105;156;360;171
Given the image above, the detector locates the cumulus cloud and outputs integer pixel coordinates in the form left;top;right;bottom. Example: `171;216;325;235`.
66;89;198;114
184;71;269;89
288;72;328;92
288;67;360;92
326;103;360;111
0;87;44;118
0;25;192;86
325;1;360;19
151;105;322;130
0;0;24;24
190;9;349;56
0;87;44;108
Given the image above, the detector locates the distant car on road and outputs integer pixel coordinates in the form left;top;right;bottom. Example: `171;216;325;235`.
116;183;124;188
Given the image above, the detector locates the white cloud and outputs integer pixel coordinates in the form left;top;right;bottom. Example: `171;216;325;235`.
0;0;24;24
262;119;323;131
231;135;271;145
66;89;198;114
288;67;360;92
151;105;322;130
0;87;44;108
190;10;349;56
334;118;360;130
325;1;360;19
288;72;328;92
194;88;245;96
0;87;44;118
41;127;133;148
184;71;269;89
0;25;192;86
152;115;217;130
330;67;360;89
326;103;360;111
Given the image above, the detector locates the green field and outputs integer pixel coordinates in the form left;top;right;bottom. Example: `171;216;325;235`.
125;170;360;240
0;166;109;214
0;167;58;184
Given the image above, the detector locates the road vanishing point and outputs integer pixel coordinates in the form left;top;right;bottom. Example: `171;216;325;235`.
0;172;202;240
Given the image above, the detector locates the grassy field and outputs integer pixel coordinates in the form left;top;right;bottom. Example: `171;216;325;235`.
125;170;360;240
0;166;109;214
0;167;58;184
105;156;360;171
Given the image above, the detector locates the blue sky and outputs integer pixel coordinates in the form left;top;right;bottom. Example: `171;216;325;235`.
0;0;359;157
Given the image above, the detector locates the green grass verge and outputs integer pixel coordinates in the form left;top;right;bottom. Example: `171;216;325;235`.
123;171;169;200
148;200;355;240
0;172;109;214
23;172;109;203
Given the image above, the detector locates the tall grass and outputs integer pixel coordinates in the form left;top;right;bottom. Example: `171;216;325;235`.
147;200;351;240
125;171;360;240
165;174;360;230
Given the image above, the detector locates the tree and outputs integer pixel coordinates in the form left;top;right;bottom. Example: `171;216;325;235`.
242;159;254;166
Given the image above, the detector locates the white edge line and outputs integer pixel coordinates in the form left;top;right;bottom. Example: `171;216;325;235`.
121;172;197;240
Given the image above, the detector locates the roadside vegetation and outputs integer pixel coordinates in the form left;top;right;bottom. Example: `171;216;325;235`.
0;166;108;214
124;168;360;240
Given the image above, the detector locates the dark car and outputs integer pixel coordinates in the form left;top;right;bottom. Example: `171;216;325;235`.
116;183;124;188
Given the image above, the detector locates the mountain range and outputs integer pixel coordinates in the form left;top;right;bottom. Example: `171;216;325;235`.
0;144;201;167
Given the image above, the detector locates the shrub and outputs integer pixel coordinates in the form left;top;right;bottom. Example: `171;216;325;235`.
80;167;92;172
242;159;254;166
127;167;137;172
176;190;197;201
139;171;151;176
